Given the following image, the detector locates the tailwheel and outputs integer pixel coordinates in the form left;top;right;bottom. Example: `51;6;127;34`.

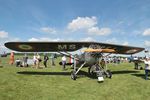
106;70;112;79
71;71;77;80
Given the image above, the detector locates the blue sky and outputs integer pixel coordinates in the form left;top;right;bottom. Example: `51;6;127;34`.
0;0;150;55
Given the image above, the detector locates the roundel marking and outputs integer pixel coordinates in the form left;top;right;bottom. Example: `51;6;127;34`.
18;44;33;50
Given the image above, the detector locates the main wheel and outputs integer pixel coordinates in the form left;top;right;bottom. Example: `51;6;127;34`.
71;71;77;80
106;70;112;79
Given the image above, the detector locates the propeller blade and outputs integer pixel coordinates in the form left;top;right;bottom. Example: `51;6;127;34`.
84;48;102;52
84;48;115;53
101;49;116;53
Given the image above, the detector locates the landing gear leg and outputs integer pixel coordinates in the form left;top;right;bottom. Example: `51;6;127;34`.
71;71;77;80
88;66;94;75
70;62;86;80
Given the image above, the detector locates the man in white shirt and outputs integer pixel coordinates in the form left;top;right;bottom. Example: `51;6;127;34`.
143;57;150;80
33;54;37;67
62;55;67;70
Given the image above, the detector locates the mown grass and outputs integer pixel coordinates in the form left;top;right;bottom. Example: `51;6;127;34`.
0;55;150;100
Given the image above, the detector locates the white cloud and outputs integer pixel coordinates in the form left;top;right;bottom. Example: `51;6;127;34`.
8;38;20;42
143;28;150;36
80;37;95;42
118;21;124;25
28;38;38;41
145;40;150;47
41;27;57;34
106;38;118;44
123;41;129;45
28;37;95;42
67;16;97;31
67;16;111;36
0;45;7;53
88;27;111;36
0;30;8;38
0;37;21;53
106;38;129;46
28;37;61;42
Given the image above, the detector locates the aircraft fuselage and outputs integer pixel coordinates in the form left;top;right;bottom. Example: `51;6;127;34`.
76;52;101;67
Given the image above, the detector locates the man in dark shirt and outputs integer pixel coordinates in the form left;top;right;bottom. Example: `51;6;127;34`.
43;54;49;68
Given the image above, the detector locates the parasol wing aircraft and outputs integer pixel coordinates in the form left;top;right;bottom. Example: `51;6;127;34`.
5;41;144;82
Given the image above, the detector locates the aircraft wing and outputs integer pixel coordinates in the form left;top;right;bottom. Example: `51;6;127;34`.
5;41;144;54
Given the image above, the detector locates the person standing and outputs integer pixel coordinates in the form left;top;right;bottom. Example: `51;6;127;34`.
43;54;49;68
142;57;150;80
133;56;139;69
23;53;28;67
36;53;41;68
33;53;37;67
70;56;74;68
15;58;21;67
61;55;66;70
100;59;106;69
50;54;55;66
9;52;14;65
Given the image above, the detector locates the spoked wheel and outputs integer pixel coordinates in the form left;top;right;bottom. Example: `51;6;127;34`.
106;70;112;79
71;71;77;80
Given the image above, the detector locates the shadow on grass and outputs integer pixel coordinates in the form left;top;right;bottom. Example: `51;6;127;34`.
17;71;71;76
17;70;96;79
131;74;145;79
0;66;3;68
17;70;140;79
112;70;140;74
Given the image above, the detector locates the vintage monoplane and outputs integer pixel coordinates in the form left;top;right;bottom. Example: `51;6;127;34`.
5;41;144;82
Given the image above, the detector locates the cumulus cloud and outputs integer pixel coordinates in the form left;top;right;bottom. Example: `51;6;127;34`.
80;37;95;42
105;38;130;46
0;37;21;53
67;16;111;36
106;38;118;44
143;28;150;36
28;38;38;41
88;27;111;36
145;40;150;47
28;37;61;42
122;41;129;45
118;21;124;25
41;27;57;34
0;45;7;53
0;30;8;38
67;16;97;31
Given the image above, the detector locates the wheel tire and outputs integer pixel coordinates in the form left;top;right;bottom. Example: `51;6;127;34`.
88;67;95;76
106;70;112;79
71;71;77;80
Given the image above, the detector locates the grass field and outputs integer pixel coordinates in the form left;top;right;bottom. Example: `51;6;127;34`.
0;55;150;100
